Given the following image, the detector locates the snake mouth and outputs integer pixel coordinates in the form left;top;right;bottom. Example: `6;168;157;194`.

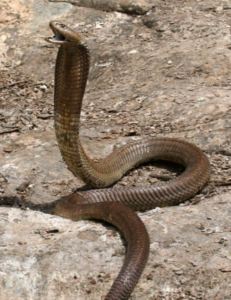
46;33;66;44
46;21;81;45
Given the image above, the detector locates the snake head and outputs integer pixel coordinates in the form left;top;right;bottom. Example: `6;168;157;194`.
46;21;82;45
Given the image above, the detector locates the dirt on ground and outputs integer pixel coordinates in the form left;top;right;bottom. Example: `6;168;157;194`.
0;0;231;299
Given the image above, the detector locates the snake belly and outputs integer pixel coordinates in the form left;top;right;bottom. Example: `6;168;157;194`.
46;21;210;300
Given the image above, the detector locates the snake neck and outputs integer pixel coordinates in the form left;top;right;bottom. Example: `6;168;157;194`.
54;44;113;187
53;43;162;189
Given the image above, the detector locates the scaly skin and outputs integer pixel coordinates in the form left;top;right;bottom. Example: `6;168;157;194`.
47;21;210;299
0;21;210;300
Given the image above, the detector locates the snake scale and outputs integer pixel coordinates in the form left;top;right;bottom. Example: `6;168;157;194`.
1;21;210;300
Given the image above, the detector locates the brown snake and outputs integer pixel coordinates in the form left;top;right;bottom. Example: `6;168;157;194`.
1;21;210;300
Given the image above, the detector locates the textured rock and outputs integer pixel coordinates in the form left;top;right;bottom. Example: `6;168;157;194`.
49;0;153;15
0;193;230;299
0;0;231;299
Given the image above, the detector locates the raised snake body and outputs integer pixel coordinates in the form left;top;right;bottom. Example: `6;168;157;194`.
47;21;210;299
1;21;210;300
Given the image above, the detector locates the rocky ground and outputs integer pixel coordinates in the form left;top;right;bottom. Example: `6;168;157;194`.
0;0;231;299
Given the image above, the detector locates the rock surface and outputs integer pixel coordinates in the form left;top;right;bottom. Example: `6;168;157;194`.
0;0;231;299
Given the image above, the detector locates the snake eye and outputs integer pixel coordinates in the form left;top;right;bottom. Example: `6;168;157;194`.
55;22;66;29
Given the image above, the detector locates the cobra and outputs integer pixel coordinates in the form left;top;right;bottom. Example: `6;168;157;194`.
0;21;210;300
45;21;210;299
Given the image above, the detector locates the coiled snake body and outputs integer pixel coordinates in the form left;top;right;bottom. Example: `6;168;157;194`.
2;21;210;300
